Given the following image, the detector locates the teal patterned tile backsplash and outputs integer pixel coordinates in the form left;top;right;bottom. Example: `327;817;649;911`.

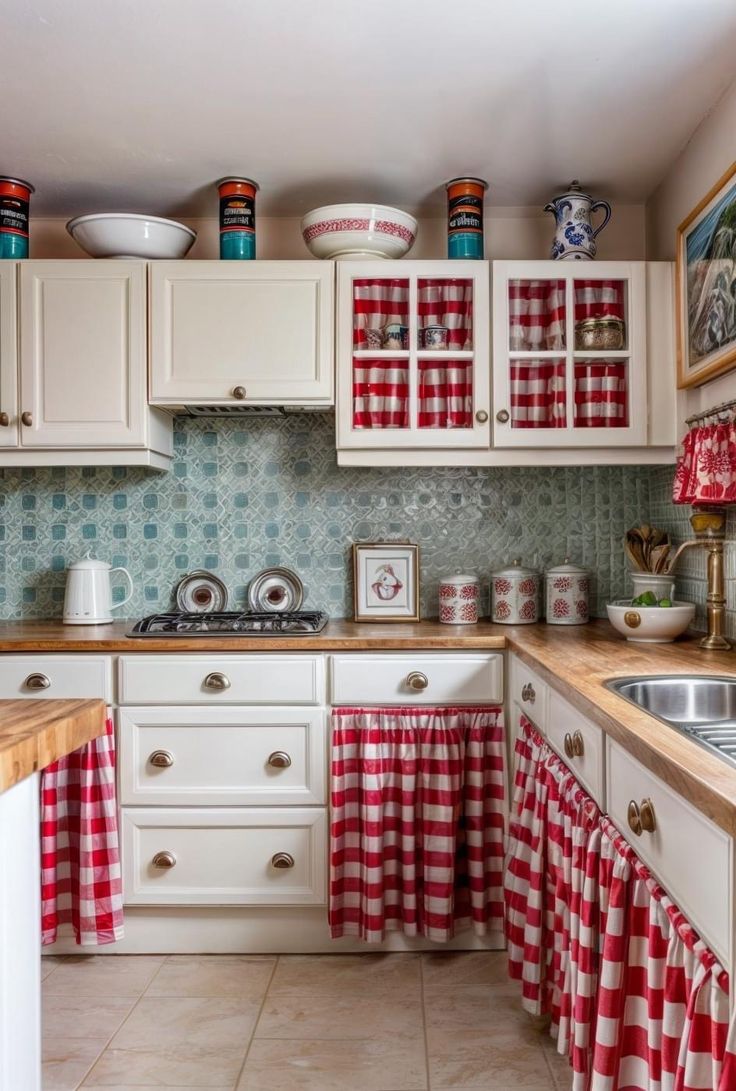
0;414;656;620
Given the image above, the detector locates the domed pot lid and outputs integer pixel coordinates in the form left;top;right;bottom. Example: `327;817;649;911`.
492;558;539;579
545;557;588;577
440;573;479;585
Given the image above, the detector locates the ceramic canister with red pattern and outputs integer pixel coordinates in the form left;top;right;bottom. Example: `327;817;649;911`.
491;560;541;624
438;574;479;625
545;558;590;625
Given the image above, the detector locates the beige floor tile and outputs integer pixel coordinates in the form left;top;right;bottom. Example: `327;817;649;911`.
424;984;542;1037
256;991;424;1041
269;953;421;993
237;1036;428;1091
542;1042;573;1090
427;1026;554;1090
41;956;66;981
44;955;165;997
83;1087;217;1090
42;1037;107;1091
146;955;275;999
108;995;260;1051
82;1047;244;1087
43;994;136;1041
421;951;509;990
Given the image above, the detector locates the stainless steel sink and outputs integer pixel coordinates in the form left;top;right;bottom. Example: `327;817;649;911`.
608;675;736;769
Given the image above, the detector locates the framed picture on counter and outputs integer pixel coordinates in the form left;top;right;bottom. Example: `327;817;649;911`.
352;541;420;622
677;160;736;388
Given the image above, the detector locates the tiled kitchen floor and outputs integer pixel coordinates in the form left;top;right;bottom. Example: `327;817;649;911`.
41;952;570;1090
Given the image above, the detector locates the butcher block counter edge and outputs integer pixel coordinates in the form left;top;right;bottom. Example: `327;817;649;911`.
0;699;107;794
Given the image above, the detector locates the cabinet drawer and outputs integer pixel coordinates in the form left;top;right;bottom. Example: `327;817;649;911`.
606;739;732;965
0;655;112;701
118;706;326;806
118;655;325;705
121;807;326;906
509;654;548;732
547;691;604;806
330;653;503;706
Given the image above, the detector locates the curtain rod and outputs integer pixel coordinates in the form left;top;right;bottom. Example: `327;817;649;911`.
685;397;736;426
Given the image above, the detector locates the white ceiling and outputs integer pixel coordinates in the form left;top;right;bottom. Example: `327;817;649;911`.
3;0;736;218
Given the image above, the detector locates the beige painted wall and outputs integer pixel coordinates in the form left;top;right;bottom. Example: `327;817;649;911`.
28;205;646;262
646;78;736;417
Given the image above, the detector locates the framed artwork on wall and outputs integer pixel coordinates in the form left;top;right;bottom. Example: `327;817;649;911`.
352;542;420;622
677;160;736;388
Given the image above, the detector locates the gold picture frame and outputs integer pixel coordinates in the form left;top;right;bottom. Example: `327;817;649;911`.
677;160;736;388
352;542;420;622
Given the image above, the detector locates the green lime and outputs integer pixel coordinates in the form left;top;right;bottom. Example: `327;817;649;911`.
640;591;658;606
658;598;672;608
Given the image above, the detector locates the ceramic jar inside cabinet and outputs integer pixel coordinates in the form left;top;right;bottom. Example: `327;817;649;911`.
545;559;590;624
491;560;540;624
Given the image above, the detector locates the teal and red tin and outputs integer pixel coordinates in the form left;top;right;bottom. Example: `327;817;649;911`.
218;177;259;260
445;177;488;259
0;177;34;259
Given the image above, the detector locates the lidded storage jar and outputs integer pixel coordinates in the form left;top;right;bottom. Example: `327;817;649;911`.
491;560;540;624
545;559;590;625
438;574;479;625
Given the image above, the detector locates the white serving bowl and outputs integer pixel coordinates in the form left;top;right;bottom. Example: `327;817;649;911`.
301;203;418;260
66;213;196;259
606;599;696;643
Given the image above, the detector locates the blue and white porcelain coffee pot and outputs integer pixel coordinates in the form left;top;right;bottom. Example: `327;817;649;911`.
544;181;611;260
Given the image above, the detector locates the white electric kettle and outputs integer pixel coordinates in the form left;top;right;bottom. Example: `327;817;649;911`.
63;555;133;625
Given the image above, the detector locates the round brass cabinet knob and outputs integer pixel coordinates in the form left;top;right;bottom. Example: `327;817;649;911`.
475;410;489;423
627;800;642;836
21;411;32;427
232;385;247;400
639;797;657;833
521;683;536;704
571;730;585;757
204;671;231;691
0;412;9;427
406;671;429;691
152;851;177;869
149;750;174;768
24;673;50;690
271;852;295;869
268;751;292;769
496;409;510;423
563;733;574;759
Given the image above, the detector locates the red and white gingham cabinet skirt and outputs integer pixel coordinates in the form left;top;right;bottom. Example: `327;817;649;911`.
590;818;733;1091
40;714;124;946
329;705;505;943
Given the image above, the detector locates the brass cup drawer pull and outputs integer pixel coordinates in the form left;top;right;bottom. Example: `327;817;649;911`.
563;732;574;759
24;672;50;690
627;800;642;836
271;852;295;869
149;750;174;769
268;751;292;769
406;671;429;691
204;671;231;691
521;683;536;704
152;850;176;869
571;730;585;758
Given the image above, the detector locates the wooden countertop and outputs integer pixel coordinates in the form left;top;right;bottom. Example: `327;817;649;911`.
0;617;735;834
0;698;107;794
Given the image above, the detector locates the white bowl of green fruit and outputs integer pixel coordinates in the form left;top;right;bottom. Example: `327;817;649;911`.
607;593;696;643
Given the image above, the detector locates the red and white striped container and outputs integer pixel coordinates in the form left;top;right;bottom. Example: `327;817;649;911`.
438;574;479;625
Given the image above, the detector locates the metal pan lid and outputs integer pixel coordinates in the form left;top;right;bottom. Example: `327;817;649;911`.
175;570;228;613
248;567;304;612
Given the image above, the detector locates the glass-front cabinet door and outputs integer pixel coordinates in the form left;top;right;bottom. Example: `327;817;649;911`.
337;261;490;450
492;261;647;447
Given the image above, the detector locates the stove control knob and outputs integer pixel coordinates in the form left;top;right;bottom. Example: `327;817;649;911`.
204;671;231;691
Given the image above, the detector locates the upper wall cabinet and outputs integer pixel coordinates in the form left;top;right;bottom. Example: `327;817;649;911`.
149;262;334;407
336;261;491;452
4;261;172;468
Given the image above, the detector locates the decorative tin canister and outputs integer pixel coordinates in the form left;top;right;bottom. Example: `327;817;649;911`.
545;558;590;625
491;560;540;624
439;574;479;624
445;177;488;260
0;177;34;259
217;177;259;260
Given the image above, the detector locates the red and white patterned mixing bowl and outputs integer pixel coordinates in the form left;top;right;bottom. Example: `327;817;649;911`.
301;203;418;260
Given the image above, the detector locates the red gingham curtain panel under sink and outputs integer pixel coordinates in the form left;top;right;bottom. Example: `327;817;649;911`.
329;705;505;943
40;714;124;946
673;422;736;505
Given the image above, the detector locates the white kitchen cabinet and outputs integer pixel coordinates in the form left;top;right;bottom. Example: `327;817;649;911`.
331;651;502;705
492;260;668;449
508;653;548;733
546;689;604;807
336;260;491;456
0;262;19;448
149;261;334;407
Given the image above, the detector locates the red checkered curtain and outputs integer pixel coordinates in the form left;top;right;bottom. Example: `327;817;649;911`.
574;279;625;323
510;360;567;428
329;705;505;943
352;360;409;428
40;714;124;946
574;361;628;428
508;279;566;350
418;359;473;428
590;818;731;1091
417;278;473;350
352;278;409;349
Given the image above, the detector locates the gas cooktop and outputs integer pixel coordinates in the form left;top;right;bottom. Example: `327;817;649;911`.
129;610;329;636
